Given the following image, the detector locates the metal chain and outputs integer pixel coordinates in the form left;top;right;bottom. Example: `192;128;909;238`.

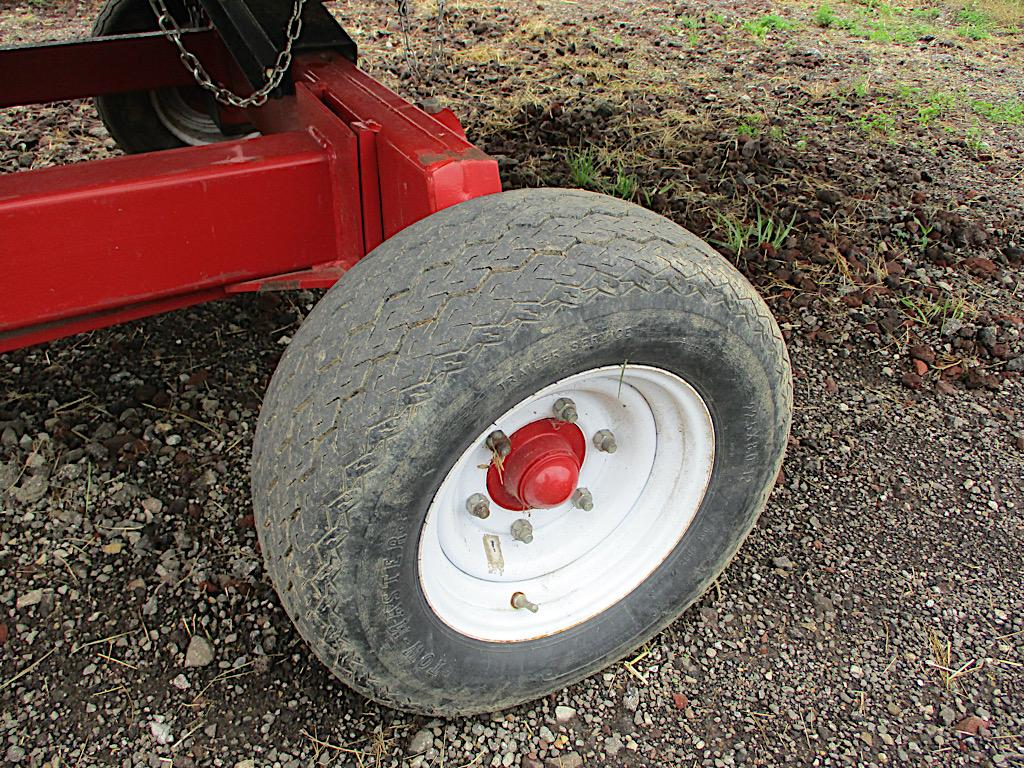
396;0;421;77
148;0;309;108
430;0;447;73
395;0;448;82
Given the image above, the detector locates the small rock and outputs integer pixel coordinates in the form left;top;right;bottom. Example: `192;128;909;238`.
409;729;433;754
623;686;640;712
909;345;936;365
141;497;164;514
545;752;582;768
17;589;44;609
554;705;576;724
815;188;842;206
772;555;796;570
605;735;624;756
171;673;190;690
185;635;214;668
954;715;990;736
14;475;48;504
901;372;923;390
234;760;255;768
150;720;173;745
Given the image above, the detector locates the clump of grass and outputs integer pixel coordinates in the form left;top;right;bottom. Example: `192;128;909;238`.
736;114;763;137
566;147;599;189
816;1;939;43
955;5;995;38
713;213;754;256
971;98;1024;124
917;91;956;124
608;166;641;201
712;208;797;257
858;111;897;134
814;3;856;28
452;43;504;64
744;13;800;38
964;124;992;155
814;4;838;25
564;150;648;203
898;294;975;332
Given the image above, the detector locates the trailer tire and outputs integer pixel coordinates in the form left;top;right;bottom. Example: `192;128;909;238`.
252;188;792;716
92;0;231;152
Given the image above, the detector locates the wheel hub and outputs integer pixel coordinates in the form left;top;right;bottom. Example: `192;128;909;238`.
486;419;586;510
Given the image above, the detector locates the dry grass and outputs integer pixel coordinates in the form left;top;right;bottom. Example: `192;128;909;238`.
944;0;1024;24
451;42;506;64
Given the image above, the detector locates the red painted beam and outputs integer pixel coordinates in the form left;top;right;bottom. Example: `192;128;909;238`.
0;30;233;108
0;131;353;352
0;51;500;351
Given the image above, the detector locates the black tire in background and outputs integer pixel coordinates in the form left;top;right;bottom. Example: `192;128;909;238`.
251;188;793;716
92;0;228;153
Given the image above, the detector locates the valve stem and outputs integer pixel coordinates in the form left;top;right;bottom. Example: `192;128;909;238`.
511;592;539;613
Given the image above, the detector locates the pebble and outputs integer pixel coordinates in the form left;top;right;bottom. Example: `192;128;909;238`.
409;729;433;754
554;705;576;724
16;589;44;609
149;721;173;745
185;635;215;668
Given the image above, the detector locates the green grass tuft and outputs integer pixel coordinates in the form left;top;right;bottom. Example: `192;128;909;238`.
566;148;599;189
971;98;1024;124
744;13;800;38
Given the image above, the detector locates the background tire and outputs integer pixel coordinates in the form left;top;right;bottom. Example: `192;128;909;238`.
92;0;229;153
251;188;793;716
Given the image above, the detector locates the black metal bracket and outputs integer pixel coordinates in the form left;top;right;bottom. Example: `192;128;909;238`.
197;0;356;95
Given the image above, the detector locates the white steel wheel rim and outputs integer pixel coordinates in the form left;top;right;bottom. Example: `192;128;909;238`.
150;88;228;146
417;364;715;643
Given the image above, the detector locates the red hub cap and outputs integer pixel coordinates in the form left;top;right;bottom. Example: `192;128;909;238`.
486;419;587;511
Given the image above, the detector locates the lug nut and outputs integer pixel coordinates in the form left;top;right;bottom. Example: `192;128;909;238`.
510;518;534;543
466;493;490;519
572;487;594;511
593;429;617;453
486;430;512;458
511;592;539;613
553;397;578;423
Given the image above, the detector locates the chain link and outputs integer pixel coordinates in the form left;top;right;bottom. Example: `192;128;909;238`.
396;0;448;83
148;0;309;108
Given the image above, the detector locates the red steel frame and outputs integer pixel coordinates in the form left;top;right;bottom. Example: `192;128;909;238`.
0;34;501;353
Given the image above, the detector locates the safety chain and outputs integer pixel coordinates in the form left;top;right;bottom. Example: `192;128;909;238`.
148;0;309;108
396;0;448;82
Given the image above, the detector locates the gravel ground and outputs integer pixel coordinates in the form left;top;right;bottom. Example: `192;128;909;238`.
2;0;1023;765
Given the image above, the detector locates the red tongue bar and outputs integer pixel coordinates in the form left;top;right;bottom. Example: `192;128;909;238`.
486;418;586;511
